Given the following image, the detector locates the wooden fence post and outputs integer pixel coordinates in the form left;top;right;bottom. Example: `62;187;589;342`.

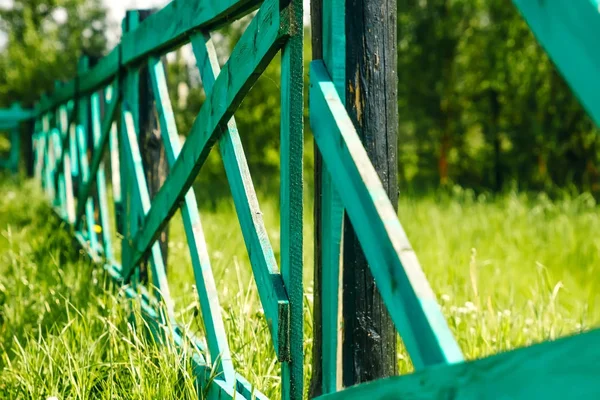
309;0;324;397
341;0;399;385
137;9;169;273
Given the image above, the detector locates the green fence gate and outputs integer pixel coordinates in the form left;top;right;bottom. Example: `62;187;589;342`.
25;0;600;398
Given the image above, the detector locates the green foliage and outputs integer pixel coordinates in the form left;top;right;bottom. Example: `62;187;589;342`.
397;0;600;193
1;179;599;397
0;0;108;107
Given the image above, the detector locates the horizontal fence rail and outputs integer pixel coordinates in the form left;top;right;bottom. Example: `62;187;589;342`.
0;103;32;174
19;0;600;398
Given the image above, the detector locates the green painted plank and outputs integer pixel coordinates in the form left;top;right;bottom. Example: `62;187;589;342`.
59;104;79;180
67;193;266;400
124;0;287;275
513;0;600;127
43;116;56;201
34;130;46;182
90;91;114;261
121;0;262;66
78;49;120;98
53;104;77;191
0;104;34;122
0;122;18;130
75;83;119;229
316;329;600;400
51;129;69;218
76;125;99;252
69;235;251;400
109;121;122;234
320;0;346;393
119;11;140;283
278;0;304;397
121;109;174;316
36;0;263;115
310;60;463;369
190;32;290;361
148;56;235;384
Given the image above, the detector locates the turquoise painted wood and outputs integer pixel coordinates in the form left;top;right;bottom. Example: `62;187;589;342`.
124;0;286;273
28;0;302;398
0;103;33;173
319;0;346;393
278;0;304;397
148;56;235;385
74;80;118;230
315;328;600;400
310;60;464;369
513;0;600;127
23;0;600;398
189;32;290;361
75;125;99;255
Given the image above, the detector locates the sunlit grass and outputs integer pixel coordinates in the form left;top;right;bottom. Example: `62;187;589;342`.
0;179;599;398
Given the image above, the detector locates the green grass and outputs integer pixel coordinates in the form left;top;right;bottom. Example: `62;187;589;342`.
0;179;599;398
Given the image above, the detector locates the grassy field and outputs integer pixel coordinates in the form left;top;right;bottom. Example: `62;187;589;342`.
0;178;599;398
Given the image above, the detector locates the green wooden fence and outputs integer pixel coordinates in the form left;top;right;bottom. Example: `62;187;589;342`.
0;103;32;173
22;0;600;398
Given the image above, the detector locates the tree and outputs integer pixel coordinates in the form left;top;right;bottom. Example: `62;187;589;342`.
0;0;109;108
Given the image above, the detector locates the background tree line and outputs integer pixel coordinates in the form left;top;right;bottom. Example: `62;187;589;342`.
1;0;598;195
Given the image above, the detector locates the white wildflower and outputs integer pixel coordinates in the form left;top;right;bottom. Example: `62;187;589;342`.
441;294;451;303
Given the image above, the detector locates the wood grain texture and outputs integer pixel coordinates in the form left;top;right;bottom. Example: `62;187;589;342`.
513;0;600;127
148;56;235;385
190;32;290;361
279;0;304;398
316;328;600;400
125;0;286;275
310;61;463;370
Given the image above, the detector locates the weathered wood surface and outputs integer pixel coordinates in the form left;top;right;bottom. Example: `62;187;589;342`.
279;0;304;397
190;32;290;361
74;81;119;229
341;0;398;385
310;60;463;369
316;328;600;400
123;0;286;275
121;109;174;316
36;0;265;114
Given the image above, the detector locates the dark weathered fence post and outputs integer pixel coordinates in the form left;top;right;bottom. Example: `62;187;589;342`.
342;0;399;385
137;9;169;273
311;0;398;393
